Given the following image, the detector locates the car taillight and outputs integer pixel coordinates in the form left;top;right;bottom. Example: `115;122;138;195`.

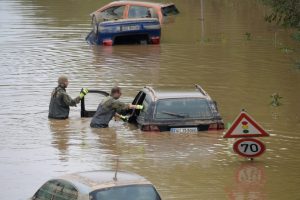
208;123;218;130
208;123;224;130
142;125;160;132
103;39;113;46
150;36;160;44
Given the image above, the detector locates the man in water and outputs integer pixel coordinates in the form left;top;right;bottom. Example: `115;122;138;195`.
90;86;143;128
48;75;88;119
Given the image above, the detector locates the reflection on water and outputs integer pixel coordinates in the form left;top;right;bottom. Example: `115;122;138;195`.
0;0;299;199
225;163;267;200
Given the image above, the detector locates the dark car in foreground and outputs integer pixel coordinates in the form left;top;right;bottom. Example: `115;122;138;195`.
81;85;224;133
30;170;161;200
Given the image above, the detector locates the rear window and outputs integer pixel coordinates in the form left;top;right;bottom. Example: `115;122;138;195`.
89;184;161;200
161;5;179;16
155;98;213;119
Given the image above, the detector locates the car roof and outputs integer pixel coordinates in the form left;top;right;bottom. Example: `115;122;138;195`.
154;91;208;99
91;1;174;18
59;170;151;193
142;86;211;100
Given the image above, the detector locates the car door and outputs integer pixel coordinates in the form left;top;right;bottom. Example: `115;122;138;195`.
128;91;146;123
81;90;109;117
136;97;150;124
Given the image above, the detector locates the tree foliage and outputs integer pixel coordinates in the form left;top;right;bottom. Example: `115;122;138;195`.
262;0;300;28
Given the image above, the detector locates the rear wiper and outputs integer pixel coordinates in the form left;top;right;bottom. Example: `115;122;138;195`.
161;111;187;118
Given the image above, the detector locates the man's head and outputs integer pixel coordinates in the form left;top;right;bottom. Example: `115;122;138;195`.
58;75;69;88
111;86;122;99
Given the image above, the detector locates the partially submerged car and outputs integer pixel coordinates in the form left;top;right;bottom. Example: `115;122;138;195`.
81;85;224;133
30;170;161;200
90;1;179;24
86;18;161;45
86;1;179;45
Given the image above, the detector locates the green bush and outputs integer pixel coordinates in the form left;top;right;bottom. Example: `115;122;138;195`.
262;0;300;28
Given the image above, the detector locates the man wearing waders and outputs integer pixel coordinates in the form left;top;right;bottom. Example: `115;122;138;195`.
90;86;143;128
48;75;88;119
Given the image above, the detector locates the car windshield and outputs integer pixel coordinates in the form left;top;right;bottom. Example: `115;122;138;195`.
162;5;179;16
89;185;161;200
155;98;213;119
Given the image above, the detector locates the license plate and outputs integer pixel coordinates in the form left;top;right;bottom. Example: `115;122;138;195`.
121;25;140;31
170;127;198;133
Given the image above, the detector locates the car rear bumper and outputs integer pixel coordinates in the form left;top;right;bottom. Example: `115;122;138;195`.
139;120;225;132
87;18;161;45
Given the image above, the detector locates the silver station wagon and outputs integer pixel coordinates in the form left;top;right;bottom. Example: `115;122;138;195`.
30;170;161;200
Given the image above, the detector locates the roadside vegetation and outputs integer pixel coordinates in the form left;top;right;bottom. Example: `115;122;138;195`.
262;0;300;28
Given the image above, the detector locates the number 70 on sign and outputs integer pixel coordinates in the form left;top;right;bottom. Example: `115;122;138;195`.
233;138;266;158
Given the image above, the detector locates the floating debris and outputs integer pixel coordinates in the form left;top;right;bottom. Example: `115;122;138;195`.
280;47;295;53
270;93;283;107
245;32;252;40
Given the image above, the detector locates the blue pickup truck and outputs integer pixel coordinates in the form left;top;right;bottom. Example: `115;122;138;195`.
86;18;161;46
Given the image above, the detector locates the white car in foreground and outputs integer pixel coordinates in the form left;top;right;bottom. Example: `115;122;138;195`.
31;170;161;200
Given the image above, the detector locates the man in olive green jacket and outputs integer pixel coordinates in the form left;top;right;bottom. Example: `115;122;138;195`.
48;75;88;119
90;86;143;128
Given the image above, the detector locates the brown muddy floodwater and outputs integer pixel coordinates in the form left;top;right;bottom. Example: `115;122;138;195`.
0;0;300;199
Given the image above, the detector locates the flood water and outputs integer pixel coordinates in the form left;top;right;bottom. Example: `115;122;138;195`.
0;0;300;199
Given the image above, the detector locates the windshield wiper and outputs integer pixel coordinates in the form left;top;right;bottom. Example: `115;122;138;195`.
161;111;187;118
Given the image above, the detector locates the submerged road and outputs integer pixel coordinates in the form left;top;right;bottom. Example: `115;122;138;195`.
0;0;299;199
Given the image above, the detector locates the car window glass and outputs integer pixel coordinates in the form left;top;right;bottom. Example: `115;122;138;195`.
100;6;125;20
138;99;149;119
33;180;59;200
148;8;158;18
90;185;161;200
128;6;152;18
52;180;78;200
142;99;149;113
155;98;213;119
161;5;179;16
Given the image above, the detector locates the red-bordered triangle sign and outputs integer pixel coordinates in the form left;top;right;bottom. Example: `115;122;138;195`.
223;112;269;138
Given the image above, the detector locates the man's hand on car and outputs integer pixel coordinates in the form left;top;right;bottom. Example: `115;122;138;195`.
128;104;144;110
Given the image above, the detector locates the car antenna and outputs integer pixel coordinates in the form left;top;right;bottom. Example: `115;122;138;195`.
113;157;119;181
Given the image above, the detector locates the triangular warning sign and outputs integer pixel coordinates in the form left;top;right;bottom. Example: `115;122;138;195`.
223;112;269;138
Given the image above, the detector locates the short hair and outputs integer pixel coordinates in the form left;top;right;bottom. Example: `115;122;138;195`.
111;86;121;95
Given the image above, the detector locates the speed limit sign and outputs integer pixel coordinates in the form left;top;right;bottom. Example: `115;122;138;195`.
233;138;266;158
